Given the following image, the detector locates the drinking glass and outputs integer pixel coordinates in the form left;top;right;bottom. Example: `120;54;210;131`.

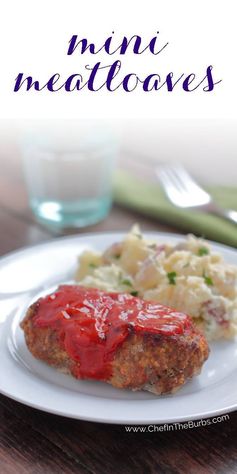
21;123;117;229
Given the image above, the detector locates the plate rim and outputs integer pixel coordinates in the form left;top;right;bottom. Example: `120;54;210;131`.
0;383;236;425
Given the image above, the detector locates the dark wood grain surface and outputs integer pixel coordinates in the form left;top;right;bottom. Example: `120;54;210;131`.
0;149;236;474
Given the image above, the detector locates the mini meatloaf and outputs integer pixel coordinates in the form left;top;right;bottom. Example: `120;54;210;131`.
20;285;209;395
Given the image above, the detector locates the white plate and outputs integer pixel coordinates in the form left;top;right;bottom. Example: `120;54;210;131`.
0;232;236;425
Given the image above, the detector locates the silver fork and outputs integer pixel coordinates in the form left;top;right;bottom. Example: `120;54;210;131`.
156;163;237;224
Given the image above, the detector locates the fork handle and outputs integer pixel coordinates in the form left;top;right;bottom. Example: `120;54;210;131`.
210;205;237;225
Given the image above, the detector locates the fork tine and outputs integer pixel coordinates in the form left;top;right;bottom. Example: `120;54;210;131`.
159;163;210;196
171;165;211;200
163;167;190;194
158;166;189;196
156;163;211;208
169;165;205;194
158;168;188;206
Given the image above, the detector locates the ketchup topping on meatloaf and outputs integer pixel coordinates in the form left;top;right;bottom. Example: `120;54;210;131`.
32;285;193;380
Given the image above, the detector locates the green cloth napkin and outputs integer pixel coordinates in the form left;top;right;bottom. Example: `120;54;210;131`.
114;171;237;248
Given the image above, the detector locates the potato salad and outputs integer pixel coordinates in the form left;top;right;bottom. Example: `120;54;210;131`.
75;226;237;340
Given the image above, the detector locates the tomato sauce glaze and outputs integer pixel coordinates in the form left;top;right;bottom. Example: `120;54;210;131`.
33;285;192;380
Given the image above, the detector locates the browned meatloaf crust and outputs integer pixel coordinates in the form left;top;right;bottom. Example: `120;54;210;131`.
21;300;209;395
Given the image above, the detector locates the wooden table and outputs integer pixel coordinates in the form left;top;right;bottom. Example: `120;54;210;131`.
0;152;237;474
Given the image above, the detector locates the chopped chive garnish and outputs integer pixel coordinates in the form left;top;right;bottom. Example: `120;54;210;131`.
203;274;213;286
167;271;177;285
198;247;209;256
130;291;138;297
121;279;133;287
114;254;121;259
89;263;97;269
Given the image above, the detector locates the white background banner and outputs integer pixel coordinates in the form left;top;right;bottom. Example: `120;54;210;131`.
0;0;236;119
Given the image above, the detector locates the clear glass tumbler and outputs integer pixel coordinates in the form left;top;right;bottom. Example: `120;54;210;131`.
21;124;117;229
